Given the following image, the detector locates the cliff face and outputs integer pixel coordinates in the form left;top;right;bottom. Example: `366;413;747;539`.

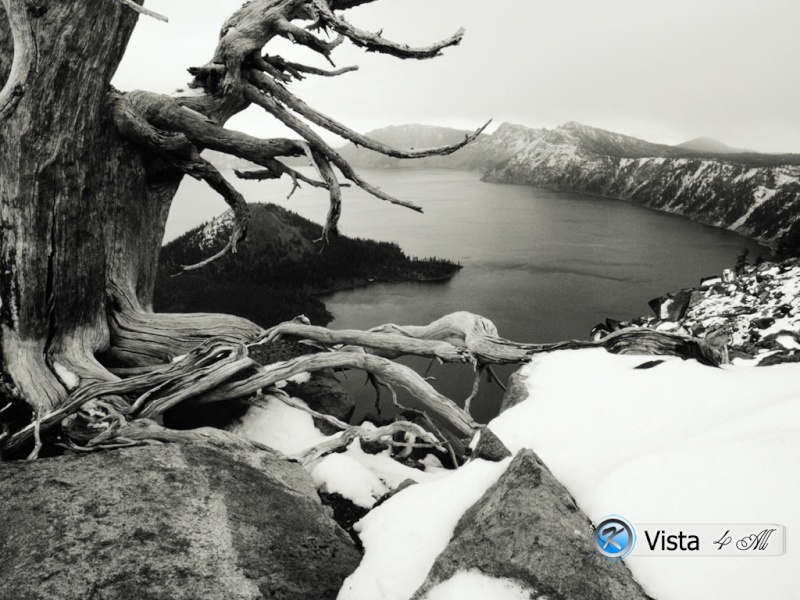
480;122;800;249
338;121;800;250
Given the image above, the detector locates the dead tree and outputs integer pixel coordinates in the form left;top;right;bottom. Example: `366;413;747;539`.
0;0;723;460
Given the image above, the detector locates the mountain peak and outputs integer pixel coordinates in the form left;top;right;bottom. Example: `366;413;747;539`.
676;136;755;154
557;120;590;131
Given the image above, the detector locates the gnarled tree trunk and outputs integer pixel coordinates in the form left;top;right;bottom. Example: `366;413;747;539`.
0;1;151;413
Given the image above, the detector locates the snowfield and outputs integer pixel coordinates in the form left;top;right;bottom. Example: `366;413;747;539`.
236;345;800;599
493;349;800;600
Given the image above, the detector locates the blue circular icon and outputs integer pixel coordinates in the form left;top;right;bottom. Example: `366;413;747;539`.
595;515;636;560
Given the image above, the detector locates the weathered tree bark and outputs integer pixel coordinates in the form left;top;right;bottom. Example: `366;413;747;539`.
1;1;144;416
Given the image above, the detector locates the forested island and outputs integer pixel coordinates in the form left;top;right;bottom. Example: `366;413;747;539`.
155;203;461;326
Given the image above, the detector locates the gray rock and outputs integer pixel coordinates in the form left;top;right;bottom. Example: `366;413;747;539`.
0;444;361;600
647;290;691;321
412;449;653;600
470;427;512;462
498;368;530;413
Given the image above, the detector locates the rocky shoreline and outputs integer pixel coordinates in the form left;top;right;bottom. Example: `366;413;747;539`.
591;256;800;366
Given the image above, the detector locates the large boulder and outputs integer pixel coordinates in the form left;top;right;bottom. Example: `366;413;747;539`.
412;449;653;600
0;444;361;600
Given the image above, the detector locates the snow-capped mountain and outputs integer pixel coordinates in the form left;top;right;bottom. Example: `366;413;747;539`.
481;122;800;250
337;121;800;251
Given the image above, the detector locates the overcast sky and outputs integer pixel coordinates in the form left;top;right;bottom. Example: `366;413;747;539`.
114;0;800;153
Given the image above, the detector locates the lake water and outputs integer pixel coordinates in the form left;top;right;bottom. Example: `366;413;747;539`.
167;168;767;423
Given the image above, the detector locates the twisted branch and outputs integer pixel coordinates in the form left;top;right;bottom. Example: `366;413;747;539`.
243;81;422;212
260;54;358;80
111;0;168;23
111;91;250;272
250;69;490;159
295;421;445;465
312;0;465;59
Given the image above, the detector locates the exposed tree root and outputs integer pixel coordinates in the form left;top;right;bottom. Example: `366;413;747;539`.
106;282;262;366
197;351;481;437
259;311;727;367
295;421;445;466
2;306;728;462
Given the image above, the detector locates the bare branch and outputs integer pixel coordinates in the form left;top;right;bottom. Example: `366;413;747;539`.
312;0;465;59
197;351;481;438
250;69;490;158
235;161;339;200
486;365;507;392
308;149;342;242
112;91;250;272
262;54;359;80
125;90;306;165
294;421;444;465
0;0;35;123
111;0;168;23
250;54;293;83
253;389;352;431
275;19;342;66
463;367;483;415
177;161;250;273
243;82;423;212
26;411;41;460
111;90;196;157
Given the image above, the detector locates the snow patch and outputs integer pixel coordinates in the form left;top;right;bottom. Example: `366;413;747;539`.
52;361;79;391
421;571;532;600
338;457;511;600
274;371;312;388
776;334;800;350
311;453;389;508
229;394;327;455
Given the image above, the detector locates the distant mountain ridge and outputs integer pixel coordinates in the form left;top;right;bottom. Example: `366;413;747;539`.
677;136;754;154
336;121;800;252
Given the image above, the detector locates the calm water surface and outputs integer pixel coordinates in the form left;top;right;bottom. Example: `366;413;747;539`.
168;169;767;422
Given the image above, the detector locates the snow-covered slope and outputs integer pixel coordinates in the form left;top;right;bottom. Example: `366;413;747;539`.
482;122;800;249
491;348;800;600
635;259;800;363
338;121;800;250
233;351;800;599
